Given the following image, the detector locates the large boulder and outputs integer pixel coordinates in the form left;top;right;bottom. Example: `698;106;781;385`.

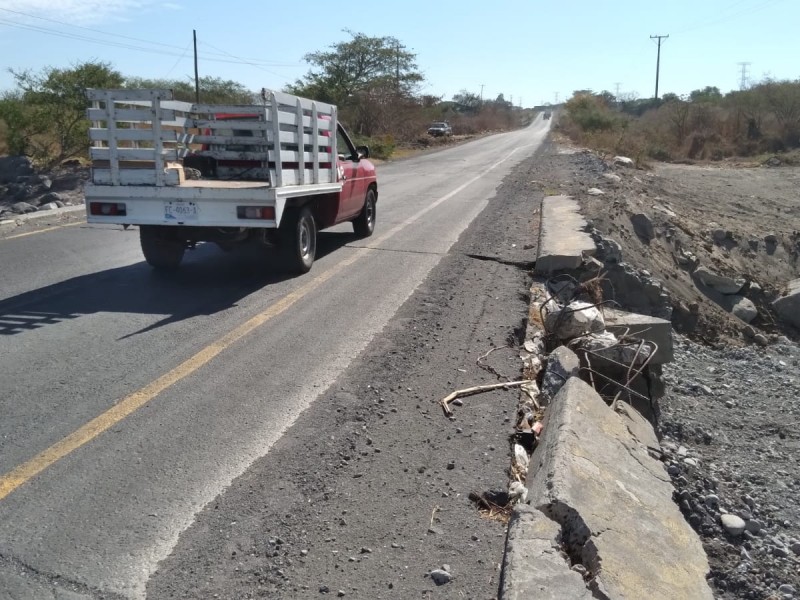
630;213;654;241
773;279;800;329
726;296;758;323
10;201;37;214
0;156;35;184
693;266;745;295
544;300;606;340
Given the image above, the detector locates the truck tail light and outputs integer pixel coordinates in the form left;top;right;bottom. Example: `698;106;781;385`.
237;206;275;220
90;202;127;216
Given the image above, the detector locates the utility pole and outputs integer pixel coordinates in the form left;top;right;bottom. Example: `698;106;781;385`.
737;62;751;90
650;34;668;100
480;84;485;103
193;29;200;102
554;92;559;104
614;82;622;100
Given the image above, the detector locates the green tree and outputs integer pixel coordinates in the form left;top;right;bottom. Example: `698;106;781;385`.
288;30;423;105
125;76;255;104
1;61;123;165
689;86;722;103
452;89;482;113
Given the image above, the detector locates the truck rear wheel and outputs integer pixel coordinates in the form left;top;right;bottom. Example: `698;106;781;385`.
140;226;185;270
353;188;376;238
279;207;316;273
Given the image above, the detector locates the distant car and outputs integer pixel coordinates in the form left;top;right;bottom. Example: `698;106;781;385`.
427;121;452;137
543;111;552;120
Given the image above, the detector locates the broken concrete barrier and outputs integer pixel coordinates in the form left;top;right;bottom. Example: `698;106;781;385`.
602;307;674;364
523;378;713;599
535;196;596;274
500;505;593;599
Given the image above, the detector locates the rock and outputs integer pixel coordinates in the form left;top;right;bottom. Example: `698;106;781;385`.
721;513;747;536
765;233;779;244
711;229;727;243
541;346;580;403
693;266;745;295
764;156;781;167
779;584;796;595
0;156;34;183
430;569;453;585
790;541;800;555
753;333;769;347
544;301;605;340
508;481;527;503
603;172;621;183
742;325;756;339
630;213;655;241
726;296;758;323
587;187;605;196
613;155;635;167
597;236;623;263
745;520;762;534
773;279;800;328
704;494;720;510
653;203;677;218
772;546;789;558
38;191;64;205
38;202;60;211
10;201;37;214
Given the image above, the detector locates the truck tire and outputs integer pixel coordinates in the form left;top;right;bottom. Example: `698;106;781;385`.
279;206;316;273
139;225;185;270
353;188;376;238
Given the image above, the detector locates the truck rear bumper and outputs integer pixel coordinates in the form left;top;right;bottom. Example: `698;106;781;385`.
84;182;341;228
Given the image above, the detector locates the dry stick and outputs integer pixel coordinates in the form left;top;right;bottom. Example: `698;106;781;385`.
429;505;439;528
440;380;534;417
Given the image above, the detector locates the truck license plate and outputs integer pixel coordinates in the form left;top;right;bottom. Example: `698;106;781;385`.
164;201;198;221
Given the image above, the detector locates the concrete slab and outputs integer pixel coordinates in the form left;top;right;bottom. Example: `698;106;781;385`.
526;378;713;600
535;195;595;274
500;505;592;599
603;307;674;364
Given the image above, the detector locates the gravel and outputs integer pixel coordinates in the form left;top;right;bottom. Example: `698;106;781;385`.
660;335;800;599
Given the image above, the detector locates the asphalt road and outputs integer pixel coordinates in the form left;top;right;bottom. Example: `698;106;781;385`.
0;117;550;599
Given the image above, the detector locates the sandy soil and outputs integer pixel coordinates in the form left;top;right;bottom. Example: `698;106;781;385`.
555;146;800;344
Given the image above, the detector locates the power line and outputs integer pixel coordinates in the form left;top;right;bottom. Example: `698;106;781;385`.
673;0;786;35
650;34;669;100
0;8;299;67
199;38;294;83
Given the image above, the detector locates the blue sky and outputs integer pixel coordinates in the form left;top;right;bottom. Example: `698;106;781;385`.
0;0;796;106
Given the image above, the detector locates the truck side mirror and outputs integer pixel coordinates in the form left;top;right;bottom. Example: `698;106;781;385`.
356;145;370;160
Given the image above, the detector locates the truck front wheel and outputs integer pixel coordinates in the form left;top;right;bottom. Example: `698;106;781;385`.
353;188;376;238
140;226;185;270
279;207;316;273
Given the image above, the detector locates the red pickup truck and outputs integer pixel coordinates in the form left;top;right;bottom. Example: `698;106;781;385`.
85;88;377;273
